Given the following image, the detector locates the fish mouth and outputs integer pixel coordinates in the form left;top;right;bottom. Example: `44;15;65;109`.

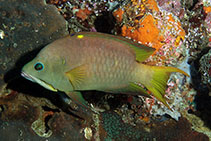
21;71;58;92
21;71;36;82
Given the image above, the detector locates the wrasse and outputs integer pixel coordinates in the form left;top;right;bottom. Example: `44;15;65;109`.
21;32;189;110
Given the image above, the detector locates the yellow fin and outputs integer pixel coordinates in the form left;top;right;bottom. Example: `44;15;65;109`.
129;44;155;62
129;82;151;98
145;66;189;111
65;65;87;90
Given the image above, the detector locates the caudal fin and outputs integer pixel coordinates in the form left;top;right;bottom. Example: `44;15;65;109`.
144;66;189;110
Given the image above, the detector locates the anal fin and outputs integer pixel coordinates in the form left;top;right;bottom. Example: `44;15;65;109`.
129;82;152;98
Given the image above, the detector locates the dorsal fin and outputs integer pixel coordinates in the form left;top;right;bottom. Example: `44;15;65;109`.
74;32;155;62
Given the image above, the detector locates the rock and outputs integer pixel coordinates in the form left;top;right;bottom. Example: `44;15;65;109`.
0;0;68;91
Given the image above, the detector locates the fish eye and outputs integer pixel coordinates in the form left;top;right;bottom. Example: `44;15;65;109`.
34;62;44;71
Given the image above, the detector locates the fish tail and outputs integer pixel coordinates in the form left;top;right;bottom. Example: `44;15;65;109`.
140;65;189;110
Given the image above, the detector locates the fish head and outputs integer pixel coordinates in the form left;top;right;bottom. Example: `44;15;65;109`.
21;46;73;92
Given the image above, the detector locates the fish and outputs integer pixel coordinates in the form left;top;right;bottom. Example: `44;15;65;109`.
21;32;189;110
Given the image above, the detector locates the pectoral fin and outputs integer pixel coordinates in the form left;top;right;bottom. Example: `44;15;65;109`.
65;65;87;90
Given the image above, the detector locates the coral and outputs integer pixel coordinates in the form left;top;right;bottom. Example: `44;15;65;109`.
112;0;191;121
113;0;186;66
204;11;211;47
75;8;92;21
100;111;142;140
203;6;211;13
157;0;184;18
112;1;210;131
97;111;209;140
121;14;165;51
112;8;124;23
199;49;211;86
46;0;117;32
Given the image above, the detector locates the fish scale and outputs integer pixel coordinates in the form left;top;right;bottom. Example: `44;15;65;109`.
83;44;134;90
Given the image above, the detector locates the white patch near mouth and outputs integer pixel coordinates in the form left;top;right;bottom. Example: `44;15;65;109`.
21;71;58;92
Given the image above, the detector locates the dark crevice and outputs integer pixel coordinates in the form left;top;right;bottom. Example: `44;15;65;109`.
0;105;5;113
189;47;211;129
42;106;60;113
94;11;116;34
44;115;53;133
0;105;6;117
188;0;199;11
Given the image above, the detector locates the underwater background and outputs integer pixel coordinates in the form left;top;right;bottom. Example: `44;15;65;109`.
0;0;210;140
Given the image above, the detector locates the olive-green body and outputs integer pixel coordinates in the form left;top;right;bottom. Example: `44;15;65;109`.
24;32;151;94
